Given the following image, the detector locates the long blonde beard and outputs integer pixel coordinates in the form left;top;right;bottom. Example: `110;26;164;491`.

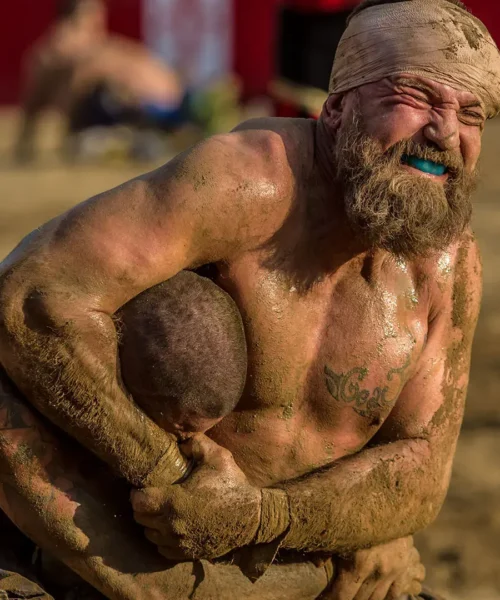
334;108;476;258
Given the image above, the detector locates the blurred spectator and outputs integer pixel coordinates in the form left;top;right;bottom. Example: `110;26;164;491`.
14;0;195;162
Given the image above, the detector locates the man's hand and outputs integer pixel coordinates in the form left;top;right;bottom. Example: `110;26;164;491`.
131;434;263;561
323;537;425;600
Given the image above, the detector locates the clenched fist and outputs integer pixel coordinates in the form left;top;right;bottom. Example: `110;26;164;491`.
131;434;263;561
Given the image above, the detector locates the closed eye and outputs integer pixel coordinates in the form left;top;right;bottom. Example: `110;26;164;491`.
462;110;482;118
459;109;485;127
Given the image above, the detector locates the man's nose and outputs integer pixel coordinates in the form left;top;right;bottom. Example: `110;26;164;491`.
423;109;460;151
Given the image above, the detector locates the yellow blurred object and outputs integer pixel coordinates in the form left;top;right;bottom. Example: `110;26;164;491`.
269;78;327;118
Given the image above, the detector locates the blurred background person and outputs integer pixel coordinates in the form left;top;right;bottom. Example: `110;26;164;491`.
14;0;195;162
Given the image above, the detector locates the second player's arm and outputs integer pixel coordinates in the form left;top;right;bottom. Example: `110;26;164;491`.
0;369;330;600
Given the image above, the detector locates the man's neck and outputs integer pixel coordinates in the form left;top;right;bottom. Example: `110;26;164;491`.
314;117;338;191
311;119;371;267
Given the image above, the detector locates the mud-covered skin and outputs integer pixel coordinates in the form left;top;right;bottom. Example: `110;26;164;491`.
0;373;424;599
0;76;483;579
0;371;331;599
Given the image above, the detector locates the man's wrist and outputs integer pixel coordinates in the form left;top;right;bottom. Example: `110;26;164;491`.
254;488;291;545
141;435;193;487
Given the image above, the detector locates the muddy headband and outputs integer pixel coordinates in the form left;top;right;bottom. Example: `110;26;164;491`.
329;0;500;118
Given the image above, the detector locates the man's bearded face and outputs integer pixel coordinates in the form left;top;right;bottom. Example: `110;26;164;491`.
334;101;477;258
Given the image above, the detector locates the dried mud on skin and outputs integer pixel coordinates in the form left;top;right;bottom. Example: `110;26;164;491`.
0;112;499;599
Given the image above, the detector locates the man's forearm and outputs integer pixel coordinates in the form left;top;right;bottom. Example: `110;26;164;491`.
0;369;168;598
0;286;188;486
276;439;446;554
0;376;329;600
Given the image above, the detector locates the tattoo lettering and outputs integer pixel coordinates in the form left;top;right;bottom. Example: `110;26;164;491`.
324;355;411;418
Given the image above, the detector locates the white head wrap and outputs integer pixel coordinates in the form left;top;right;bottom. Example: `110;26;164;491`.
330;0;500;118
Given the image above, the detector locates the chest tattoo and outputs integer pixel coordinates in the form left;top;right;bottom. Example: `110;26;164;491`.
324;354;411;418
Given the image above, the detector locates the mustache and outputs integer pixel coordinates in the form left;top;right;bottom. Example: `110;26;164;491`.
385;139;465;176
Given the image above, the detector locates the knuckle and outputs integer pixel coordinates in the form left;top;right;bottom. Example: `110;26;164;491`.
359;564;373;580
130;491;147;512
378;559;392;577
146;529;161;544
409;581;423;595
352;552;369;572
218;447;234;463
411;546;421;561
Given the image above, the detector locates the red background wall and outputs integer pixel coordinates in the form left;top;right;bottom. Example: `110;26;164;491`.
0;0;142;104
233;0;500;98
1;0;499;104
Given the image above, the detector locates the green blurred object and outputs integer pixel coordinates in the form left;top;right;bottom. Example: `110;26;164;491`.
190;77;243;135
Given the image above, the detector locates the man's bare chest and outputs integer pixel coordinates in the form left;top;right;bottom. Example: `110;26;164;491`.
207;253;429;482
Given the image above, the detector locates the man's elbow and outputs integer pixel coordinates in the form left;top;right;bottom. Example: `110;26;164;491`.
421;474;450;529
409;441;451;532
388;438;449;534
0;274;61;370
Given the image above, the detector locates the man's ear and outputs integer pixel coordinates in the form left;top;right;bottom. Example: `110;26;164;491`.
323;93;345;131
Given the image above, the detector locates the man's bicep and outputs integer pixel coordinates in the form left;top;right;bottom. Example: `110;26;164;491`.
375;238;483;445
44;136;256;313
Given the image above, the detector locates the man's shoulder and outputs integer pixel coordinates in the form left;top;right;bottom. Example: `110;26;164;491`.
144;120;316;254
411;232;482;322
230;117;316;177
170;118;314;210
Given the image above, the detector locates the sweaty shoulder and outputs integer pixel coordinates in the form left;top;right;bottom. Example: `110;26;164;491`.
147;118;315;253
10;119;316;308
233;117;315;181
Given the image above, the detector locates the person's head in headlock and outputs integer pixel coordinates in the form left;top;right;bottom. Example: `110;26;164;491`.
322;0;500;258
118;271;247;439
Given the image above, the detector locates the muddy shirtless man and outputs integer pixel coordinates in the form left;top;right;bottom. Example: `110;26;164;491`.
1;0;499;598
15;0;185;162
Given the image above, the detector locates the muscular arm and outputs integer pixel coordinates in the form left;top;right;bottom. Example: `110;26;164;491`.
0;368;171;599
0;370;329;600
275;237;482;554
0;132;288;487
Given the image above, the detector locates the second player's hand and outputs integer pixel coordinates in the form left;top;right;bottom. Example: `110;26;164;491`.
322;537;425;600
131;434;262;561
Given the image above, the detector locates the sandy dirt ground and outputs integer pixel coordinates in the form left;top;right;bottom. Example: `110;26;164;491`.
0;109;499;600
